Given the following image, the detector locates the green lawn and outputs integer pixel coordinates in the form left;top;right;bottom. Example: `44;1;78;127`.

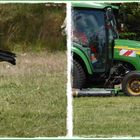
74;96;140;137
0;51;66;137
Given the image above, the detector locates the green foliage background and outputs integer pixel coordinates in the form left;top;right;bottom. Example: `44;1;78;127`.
0;4;66;52
114;3;140;41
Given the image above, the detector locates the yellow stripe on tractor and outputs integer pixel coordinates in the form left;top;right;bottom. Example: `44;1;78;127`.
114;46;140;55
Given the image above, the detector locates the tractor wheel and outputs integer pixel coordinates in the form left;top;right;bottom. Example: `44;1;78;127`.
72;60;86;89
122;71;140;96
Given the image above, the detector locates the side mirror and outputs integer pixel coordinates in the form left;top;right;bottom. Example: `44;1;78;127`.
106;8;113;21
117;11;127;32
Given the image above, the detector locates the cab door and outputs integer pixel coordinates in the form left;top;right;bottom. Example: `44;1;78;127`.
72;8;108;73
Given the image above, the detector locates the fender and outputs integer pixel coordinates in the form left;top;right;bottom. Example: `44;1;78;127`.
72;46;93;74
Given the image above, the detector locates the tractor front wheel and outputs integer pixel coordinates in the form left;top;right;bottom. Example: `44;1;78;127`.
122;71;140;96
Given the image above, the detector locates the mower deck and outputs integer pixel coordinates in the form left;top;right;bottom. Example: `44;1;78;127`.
73;88;118;97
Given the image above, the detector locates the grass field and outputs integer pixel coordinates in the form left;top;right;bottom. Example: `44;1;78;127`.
0;51;66;137
74;96;140;137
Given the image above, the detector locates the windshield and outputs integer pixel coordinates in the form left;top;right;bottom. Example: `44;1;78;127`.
106;8;119;39
72;9;106;46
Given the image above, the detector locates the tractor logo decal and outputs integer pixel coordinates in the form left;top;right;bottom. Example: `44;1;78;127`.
119;49;136;57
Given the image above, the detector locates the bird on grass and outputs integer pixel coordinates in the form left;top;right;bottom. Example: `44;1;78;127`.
0;50;16;65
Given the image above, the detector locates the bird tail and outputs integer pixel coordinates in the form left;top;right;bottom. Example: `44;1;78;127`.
0;50;16;65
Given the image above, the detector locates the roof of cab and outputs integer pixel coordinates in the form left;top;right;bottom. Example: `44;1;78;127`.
72;2;118;10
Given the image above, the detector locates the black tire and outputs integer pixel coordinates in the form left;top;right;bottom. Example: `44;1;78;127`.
122;71;140;96
72;60;86;89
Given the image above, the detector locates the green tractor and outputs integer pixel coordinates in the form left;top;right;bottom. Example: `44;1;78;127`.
72;2;140;96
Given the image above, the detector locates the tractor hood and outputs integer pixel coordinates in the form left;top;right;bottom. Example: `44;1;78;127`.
114;39;140;50
114;39;140;56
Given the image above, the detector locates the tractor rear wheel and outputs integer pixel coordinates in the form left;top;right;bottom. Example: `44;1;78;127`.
122;71;140;96
72;60;86;89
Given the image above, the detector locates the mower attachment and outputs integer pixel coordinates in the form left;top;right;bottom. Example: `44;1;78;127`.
73;88;117;97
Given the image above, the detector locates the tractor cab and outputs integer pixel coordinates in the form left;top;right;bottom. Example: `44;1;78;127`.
72;2;140;96
72;3;118;73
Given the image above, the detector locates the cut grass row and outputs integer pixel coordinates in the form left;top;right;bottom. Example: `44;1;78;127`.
74;96;140;137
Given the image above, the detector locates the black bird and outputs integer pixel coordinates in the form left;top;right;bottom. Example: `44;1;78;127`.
0;50;16;65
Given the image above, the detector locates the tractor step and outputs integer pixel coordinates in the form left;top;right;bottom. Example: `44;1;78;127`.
73;88;115;97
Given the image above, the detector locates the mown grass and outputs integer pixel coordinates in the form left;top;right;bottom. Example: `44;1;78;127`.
74;96;140;137
0;51;66;137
